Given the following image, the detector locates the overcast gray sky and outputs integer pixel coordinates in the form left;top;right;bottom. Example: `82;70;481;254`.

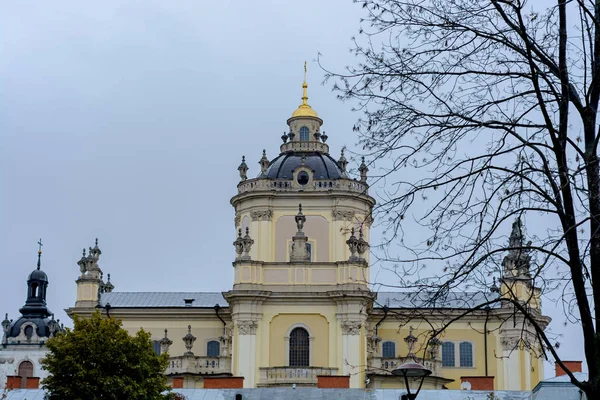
0;0;584;378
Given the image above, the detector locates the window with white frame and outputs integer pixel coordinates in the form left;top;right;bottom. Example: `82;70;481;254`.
289;327;310;366
441;341;455;367
442;341;474;368
207;340;220;357
459;342;473;367
382;341;396;358
299;126;310;141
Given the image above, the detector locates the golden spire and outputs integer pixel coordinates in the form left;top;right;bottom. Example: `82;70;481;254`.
292;61;318;118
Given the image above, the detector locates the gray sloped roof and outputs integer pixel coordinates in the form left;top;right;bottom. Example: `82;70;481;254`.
99;292;227;308
98;291;499;310
531;372;588;400
2;389;531;400
375;291;501;309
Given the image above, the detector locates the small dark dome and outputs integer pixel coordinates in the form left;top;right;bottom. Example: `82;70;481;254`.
28;268;48;282
265;152;343;180
7;316;51;339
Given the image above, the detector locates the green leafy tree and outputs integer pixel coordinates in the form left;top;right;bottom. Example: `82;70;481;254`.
41;311;171;400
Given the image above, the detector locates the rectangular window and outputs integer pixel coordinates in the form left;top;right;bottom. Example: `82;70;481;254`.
382;341;396;359
459;342;473;367
153;340;161;355
207;340;220;357
441;342;455;367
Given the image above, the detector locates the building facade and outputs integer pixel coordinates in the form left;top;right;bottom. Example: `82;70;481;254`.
66;75;550;391
1;247;64;389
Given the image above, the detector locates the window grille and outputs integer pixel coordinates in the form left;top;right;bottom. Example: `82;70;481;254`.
442;341;455;367
299;126;310;141
382;341;396;358
289;327;310;366
207;340;220;357
459;342;473;367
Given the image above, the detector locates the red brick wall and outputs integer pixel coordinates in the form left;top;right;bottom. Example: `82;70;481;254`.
317;375;350;388
460;376;494;390
556;361;582;376
204;376;244;389
5;376;22;389
171;377;184;389
25;377;40;389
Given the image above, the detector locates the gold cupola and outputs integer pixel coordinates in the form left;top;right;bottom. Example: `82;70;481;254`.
291;62;319;118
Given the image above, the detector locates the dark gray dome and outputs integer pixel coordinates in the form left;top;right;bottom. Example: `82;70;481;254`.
265;152;343;180
7;316;52;338
28;268;48;282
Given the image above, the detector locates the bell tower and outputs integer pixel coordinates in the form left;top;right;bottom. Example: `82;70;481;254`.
225;65;376;388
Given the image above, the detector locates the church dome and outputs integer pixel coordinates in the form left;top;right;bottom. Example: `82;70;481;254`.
265;152;342;180
28;268;48;282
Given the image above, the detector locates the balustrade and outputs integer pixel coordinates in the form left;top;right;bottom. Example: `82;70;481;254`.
165;356;231;376
258;366;338;386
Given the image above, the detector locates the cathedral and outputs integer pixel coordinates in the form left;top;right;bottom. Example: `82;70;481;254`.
2;73;550;392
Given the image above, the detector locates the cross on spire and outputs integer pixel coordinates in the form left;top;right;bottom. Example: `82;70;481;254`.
37;238;43;270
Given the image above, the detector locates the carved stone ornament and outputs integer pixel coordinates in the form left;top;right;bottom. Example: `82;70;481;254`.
346;228;359;261
500;336;521;351
159;329;173;354
332;210;356;221
234;215;241;227
237;320;258;335
233;229;244;259
182;325;197;356
341;320;362;335
241;227;254;260
0;357;14;364
250;209;273;221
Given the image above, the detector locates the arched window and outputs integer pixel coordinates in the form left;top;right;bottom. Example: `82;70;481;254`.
31;283;38;298
459;342;473;367
299;126;310;141
289;327;309;366
207;340;220;357
382;341;396;358
18;360;33;388
441;341;455;367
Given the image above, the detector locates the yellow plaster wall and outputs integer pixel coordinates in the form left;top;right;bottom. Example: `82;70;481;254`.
376;320;497;390
117;317;225;357
259;304;337;369
267;313;330;367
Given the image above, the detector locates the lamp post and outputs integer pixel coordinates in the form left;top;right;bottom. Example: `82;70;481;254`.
392;361;432;400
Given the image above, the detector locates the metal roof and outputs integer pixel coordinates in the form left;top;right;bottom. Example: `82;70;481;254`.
98;290;499;310
99;292;227;308
1;388;532;400
375;291;501;309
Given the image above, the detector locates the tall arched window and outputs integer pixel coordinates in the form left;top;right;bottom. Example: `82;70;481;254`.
299;126;310;141
18;360;33;388
382;341;396;358
441;341;455;367
459;341;473;367
207;340;220;357
289;327;309;366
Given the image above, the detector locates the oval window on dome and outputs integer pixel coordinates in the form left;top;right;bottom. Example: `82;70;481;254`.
299;126;310;141
297;171;309;185
24;325;34;339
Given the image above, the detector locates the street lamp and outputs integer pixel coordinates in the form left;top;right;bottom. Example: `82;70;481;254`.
392;361;432;400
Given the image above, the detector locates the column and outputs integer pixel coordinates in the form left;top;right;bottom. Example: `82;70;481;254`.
340;320;362;388
501;336;521;390
235;320;258;388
